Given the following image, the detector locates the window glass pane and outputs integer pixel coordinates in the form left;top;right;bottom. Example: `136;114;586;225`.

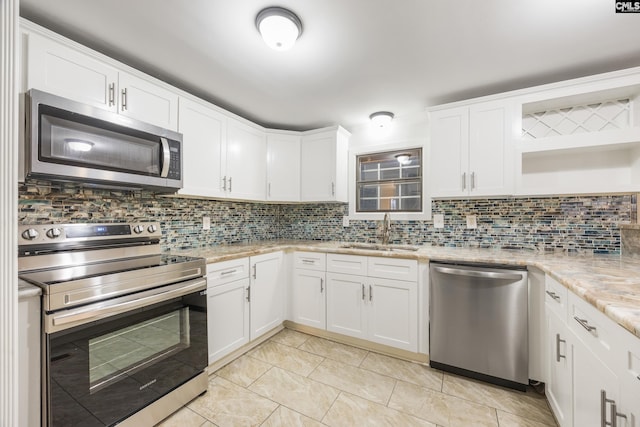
359;199;378;211
355;148;422;213
380;168;400;180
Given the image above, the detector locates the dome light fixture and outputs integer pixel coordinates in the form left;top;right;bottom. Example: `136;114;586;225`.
395;153;412;165
369;111;394;128
256;7;303;51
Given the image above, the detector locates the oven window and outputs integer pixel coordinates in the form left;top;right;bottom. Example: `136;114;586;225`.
89;308;189;393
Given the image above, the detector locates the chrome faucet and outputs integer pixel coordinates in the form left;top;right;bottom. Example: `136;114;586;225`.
381;212;391;245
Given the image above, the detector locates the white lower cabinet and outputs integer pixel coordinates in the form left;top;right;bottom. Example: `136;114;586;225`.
291;268;326;329
206;252;283;364
572;335;620;427
249;251;284;339
207;278;250;364
326;272;368;340
545;274;636;427
545;309;573;427
18;292;41;427
325;254;418;352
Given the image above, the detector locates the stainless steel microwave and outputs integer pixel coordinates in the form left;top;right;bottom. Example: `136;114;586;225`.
24;89;183;192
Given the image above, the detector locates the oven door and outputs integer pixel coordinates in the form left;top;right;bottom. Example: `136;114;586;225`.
44;278;207;427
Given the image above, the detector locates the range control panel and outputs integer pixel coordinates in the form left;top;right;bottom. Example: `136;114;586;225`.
18;222;161;245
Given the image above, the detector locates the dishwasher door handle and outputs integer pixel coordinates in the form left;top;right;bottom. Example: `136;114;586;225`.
432;265;524;281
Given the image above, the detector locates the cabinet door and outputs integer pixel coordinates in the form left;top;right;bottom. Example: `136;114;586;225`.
266;132;300;201
26;32;118;111
573;334;620;427
326;272;367;340
226;119;267;201
368;278;417;352
207;279;250;364
468;101;513;196
300;132;338;201
118;72;179;130
250;252;284;339
621;389;638;427
429;107;469;197
291;269;326;329
18;295;41;427
546;309;573;427
177;98;227;198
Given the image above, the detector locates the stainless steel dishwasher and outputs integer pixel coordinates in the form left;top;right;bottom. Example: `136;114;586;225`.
429;262;528;391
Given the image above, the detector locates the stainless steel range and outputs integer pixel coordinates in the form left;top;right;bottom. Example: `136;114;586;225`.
18;222;208;427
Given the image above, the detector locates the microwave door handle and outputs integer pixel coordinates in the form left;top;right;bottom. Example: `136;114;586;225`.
160;137;170;178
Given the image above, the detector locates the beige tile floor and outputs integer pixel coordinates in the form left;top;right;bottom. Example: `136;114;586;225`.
157;329;558;427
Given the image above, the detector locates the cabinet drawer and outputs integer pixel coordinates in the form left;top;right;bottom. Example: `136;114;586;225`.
207;257;250;287
568;292;619;367
367;257;417;281
293;251;326;271
545;275;568;320
327;253;368;275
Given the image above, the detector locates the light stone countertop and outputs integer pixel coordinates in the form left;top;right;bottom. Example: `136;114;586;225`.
175;240;640;340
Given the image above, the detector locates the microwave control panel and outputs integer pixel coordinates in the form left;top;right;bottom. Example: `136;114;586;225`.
167;139;181;180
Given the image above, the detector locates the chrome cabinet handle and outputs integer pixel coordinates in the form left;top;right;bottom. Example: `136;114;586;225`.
229;177;233;192
268;182;271;197
462;172;466;191
471;171;476;190
369;285;373;301
574;316;597;332
222;176;227;192
220;269;237;276
546;290;561;302
361;284;365;300
246;286;251;302
121;88;127;111
301;259;315;264
331;182;335;196
108;83;115;106
252;264;257;279
556;333;566;362
601;390;626;427
320;278;324;293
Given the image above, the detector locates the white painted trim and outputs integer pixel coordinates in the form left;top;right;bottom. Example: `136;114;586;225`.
1;0;19;425
348;140;432;221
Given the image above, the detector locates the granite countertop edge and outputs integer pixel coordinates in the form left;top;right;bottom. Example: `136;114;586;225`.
175;240;640;340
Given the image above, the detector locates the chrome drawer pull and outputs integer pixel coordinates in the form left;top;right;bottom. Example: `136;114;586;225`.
301;259;315;264
546;290;561;302
220;269;237;276
574;316;597;332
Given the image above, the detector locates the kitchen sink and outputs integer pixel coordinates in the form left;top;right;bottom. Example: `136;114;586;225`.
339;243;420;252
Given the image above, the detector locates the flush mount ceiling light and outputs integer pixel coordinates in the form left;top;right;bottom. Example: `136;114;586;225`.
65;139;94;152
395;153;412;165
256;7;303;51
369;111;394;128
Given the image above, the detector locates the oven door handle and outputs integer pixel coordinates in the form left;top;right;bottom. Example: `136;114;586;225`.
47;278;206;333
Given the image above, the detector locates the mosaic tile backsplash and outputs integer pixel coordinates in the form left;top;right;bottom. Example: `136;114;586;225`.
18;181;636;254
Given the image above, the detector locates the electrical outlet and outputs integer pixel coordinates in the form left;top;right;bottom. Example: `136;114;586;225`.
433;214;444;229
343;216;350;227
203;216;211;230
466;215;477;229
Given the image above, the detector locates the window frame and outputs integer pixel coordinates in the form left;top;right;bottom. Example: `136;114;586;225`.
348;141;431;221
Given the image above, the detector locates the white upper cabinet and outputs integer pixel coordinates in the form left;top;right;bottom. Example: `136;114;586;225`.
225;118;267;201
25;30;118;112
266;131;301;202
177;97;227;198
23;25;179;131
117;72;178;130
300;126;350;202
429;100;514;198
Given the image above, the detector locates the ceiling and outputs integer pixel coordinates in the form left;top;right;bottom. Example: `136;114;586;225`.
19;0;640;131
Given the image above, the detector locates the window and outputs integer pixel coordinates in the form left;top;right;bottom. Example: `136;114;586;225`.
356;148;422;212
